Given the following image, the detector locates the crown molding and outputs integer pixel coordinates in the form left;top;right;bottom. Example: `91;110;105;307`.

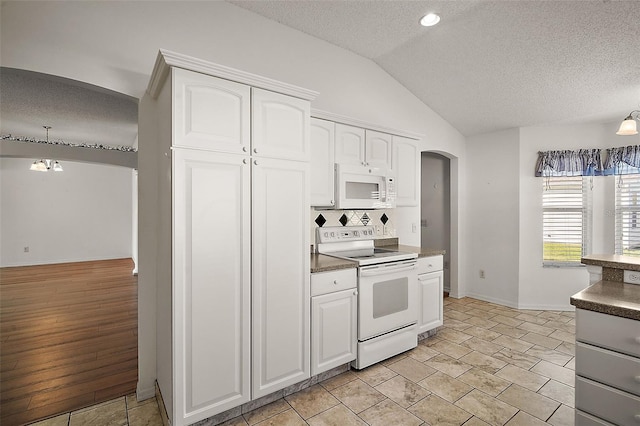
311;109;423;140
146;49;319;101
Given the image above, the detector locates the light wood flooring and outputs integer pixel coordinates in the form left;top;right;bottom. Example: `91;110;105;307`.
0;258;138;426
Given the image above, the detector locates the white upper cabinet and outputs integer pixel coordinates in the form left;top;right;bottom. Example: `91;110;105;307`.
335;124;366;166
392;135;420;206
365;130;392;169
310;118;335;207
252;88;310;162
173;68;250;154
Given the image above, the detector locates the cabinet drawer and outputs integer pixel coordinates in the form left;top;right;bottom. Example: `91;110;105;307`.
576;309;640;357
576;342;640;396
311;268;356;296
417;255;443;275
575;410;615;426
575;376;640;426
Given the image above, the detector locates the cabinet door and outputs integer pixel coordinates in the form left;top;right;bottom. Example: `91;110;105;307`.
310;118;335;207
418;271;443;334
392;136;419;206
252;158;310;398
335;124;365;166
173;68;250;154
252;88;310;162
365;130;392;168
173;149;251;424
311;289;357;376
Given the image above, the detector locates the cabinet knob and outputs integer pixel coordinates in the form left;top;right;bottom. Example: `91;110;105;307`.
254;160;259;166
353;290;358;296
242;159;248;165
330;200;334;205
333;280;338;285
242;146;248;152
254;148;258;154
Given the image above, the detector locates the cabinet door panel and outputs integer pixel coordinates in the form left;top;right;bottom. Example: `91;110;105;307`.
173;149;251;423
418;271;443;333
311;289;357;375
252;158;310;398
335;124;365;165
173;68;250;153
252;88;310;161
392;136;419;206
310;118;335;207
365;130;392;168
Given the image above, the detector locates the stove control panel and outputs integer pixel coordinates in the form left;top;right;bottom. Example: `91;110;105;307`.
316;226;376;243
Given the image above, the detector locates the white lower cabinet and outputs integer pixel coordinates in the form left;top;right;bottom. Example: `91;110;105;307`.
417;256;444;334
311;269;357;375
575;309;640;425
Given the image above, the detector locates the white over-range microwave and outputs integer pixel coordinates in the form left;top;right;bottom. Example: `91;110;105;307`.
335;164;396;209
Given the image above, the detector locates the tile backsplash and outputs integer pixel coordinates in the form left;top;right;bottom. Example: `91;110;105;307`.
310;208;396;249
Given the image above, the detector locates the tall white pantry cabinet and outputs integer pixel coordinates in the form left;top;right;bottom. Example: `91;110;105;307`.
139;51;318;426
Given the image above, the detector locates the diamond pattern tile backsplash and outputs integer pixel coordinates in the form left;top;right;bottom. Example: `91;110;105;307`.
310;208;395;247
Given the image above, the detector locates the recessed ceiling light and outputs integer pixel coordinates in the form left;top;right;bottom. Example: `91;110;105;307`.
420;13;440;27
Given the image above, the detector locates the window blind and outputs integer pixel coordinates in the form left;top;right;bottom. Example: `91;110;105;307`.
615;174;640;257
542;176;591;265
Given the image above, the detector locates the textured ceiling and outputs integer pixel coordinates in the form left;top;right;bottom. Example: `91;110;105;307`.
230;0;640;136
0;68;138;148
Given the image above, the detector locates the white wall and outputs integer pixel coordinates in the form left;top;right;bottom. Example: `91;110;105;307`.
465;128;521;307
1;1;466;399
0;158;132;267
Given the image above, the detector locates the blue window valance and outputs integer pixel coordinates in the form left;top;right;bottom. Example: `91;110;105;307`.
603;145;640;175
535;149;604;177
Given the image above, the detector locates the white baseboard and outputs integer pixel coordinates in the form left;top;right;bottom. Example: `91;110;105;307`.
464;292;519;309
516;302;575;311
137;382;156;401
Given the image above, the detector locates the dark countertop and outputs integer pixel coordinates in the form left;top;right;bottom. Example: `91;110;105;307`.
570;280;640;321
310;242;445;273
581;254;640;271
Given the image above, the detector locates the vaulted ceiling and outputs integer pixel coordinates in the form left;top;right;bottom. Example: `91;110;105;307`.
231;0;640;136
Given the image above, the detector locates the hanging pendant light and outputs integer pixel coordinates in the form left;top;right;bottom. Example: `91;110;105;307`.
616;111;639;135
53;161;63;172
28;126;64;172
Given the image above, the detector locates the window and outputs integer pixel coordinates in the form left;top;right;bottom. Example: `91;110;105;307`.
615;174;640;256
542;176;591;266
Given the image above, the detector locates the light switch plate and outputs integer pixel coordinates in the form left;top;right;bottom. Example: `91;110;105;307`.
623;270;640;285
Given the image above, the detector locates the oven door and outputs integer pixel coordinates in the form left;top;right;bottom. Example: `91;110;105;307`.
358;260;418;341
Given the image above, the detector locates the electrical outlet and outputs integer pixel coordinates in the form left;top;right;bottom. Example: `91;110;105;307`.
623;270;640;285
479;269;485;279
24;246;29;253
412;223;417;233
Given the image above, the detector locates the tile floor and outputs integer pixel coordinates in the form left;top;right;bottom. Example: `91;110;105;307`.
30;297;577;426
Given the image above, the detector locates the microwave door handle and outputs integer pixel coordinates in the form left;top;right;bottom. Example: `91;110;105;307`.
360;262;416;277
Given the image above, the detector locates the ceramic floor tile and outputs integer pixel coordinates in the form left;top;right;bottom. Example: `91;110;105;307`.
125;394;158;410
285;384;340;419
537;312;566;321
218;416;250;426
430;339;474;359
555;342;575;356
380;352;408;366
374;375;430;408
253;409;306;426
463;417;492;426
386;356;436;383
329;379;386;414
444;318;474;331
243;398;291;425
530;360;575;387
457;368;511;397
460;337;505;357
548;329;575;344
547;404;575;426
490;324;527;339
491;315;524;328
520;332;562;350
465;309;499;320
517;321;555;336
424;354;473;378
127;401;164;426
495;364;549;392
319;371;358;391
307;404;367;426
358;398;422;426
438;328;474;344
505;411;547;426
446;310;473;321
30;413;70;426
525;346;573;367
492;335;534;353
69;398;127;426
418;371;473;403
492;348;540;370
405;344;439;362
408;394;473;426
497;384;560;421
564;357;575;370
515;313;550;326
537;380;575;407
462;326;502;342
454;390;519;426
459;351;507;374
464;316;499;329
353;363;397;387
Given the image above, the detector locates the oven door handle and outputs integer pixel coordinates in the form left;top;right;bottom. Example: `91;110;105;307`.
359;261;416;277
